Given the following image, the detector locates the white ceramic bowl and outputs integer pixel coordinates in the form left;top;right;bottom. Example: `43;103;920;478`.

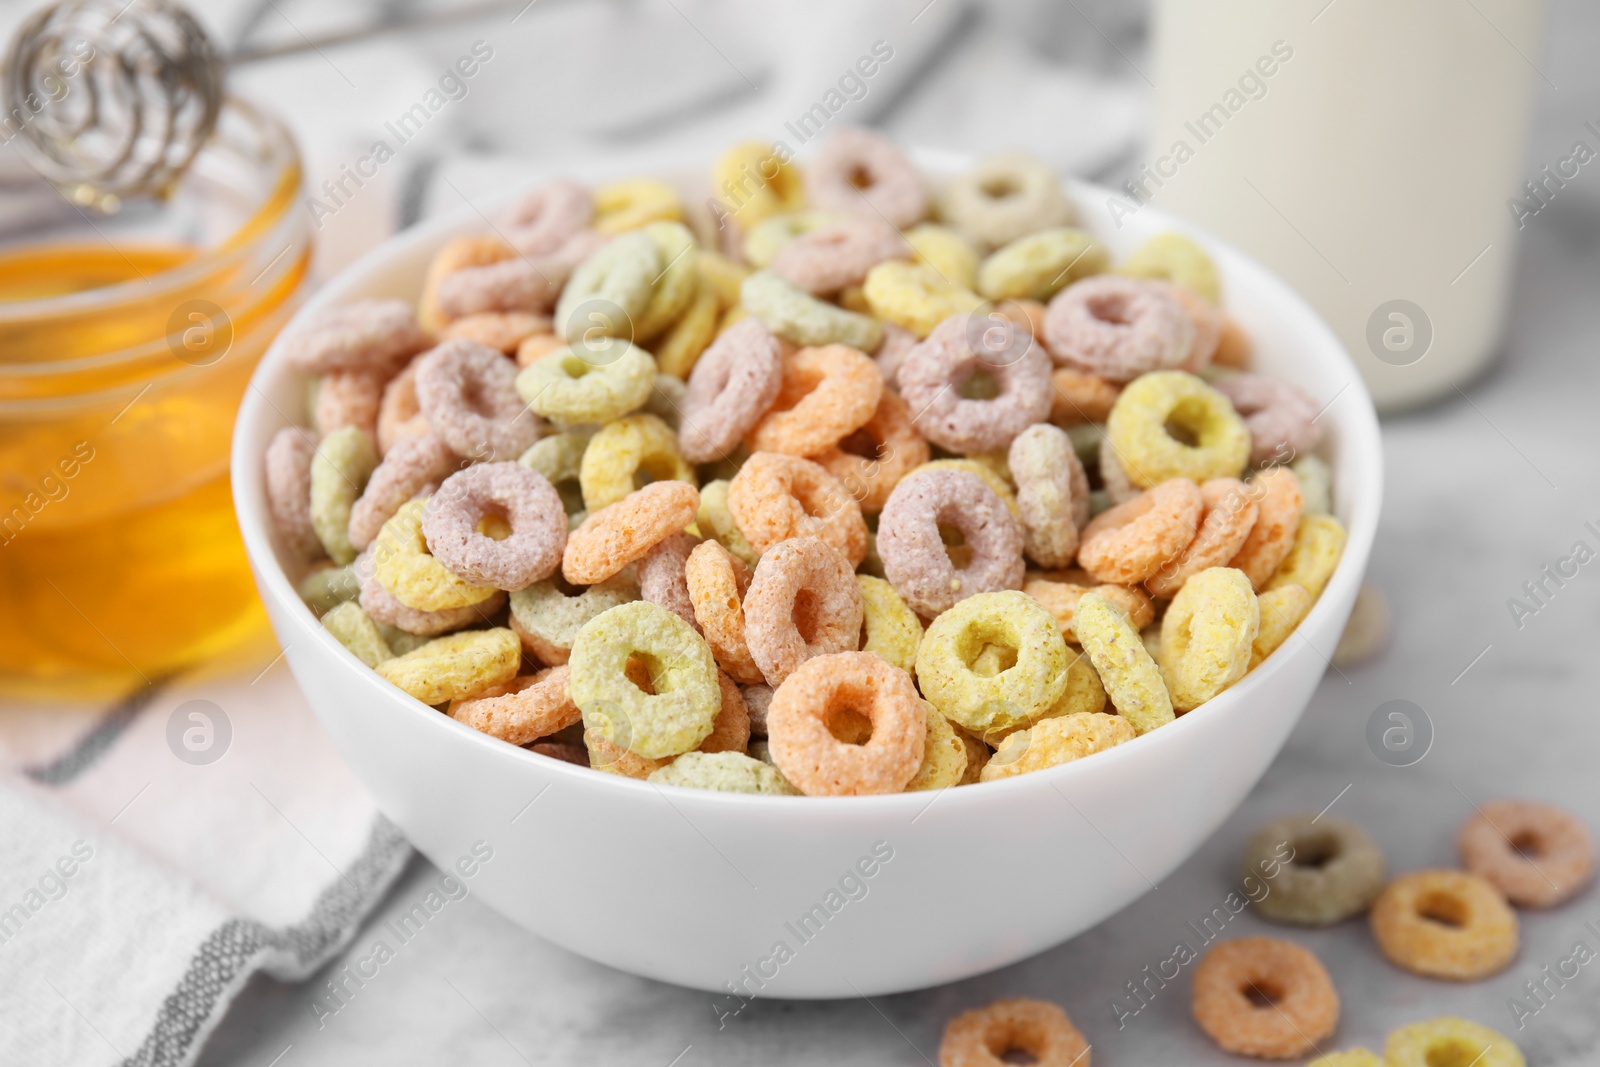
232;155;1382;998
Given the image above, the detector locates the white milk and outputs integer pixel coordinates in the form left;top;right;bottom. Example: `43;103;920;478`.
1141;0;1547;411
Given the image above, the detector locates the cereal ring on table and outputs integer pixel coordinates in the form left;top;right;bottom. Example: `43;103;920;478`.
1022;575;1153;644
414;339;542;463
653;283;721;380
678;318;784;463
1228;467;1304;590
1213;373;1324;469
906;702;968;791
1191;937;1339;1060
310;426;379;565
712;141;805;230
422;462;567;590
741;270;883;352
1267;513;1346;600
518;430;591;515
977;227;1108;302
375;628;521;706
1077;478;1204;586
265;428;322;561
1250;583;1313;668
743;537;865;686
1042;276;1195;381
373;500;498;611
1074;592;1173;734
562;480;698;585
770;217;910;295
981;711;1133;783
633;221;698;342
435;257;564;320
438;311;550;355
897;313;1052;454
1167;283;1224;372
695;478;760;568
518;340;656;430
299;562;360;614
915;591;1070;735
862;261;985;340
856;575;923;677
745;343;883;456
649;751;797;795
356;547;505;635
1308;1051;1383;1067
1118;231;1222;304
1458;799;1596;908
937;154;1074;250
450;665;581;746
813;390;930;514
504;178;592;255
1371;869;1518;979
1159;567;1259;711
905;223;980;291
1145;477;1258;598
727;452;868;566
579;413;695;511
1009;424;1089;568
1106;370;1251;486
312;370;382;444
553;230;660;342
1244;813;1387;925
282;298;430;375
804;127;928;229
872;322;919;390
349;433;458;551
684;540;763;684
376;360;430;455
913;459;1020;518
937;998;1090;1067
1385;1018;1524;1067
321;601;392;668
741;211;846;268
509;572;637;664
568;600;721;759
878;469;1024;618
637;531;701;631
766;651;924;796
592;176;683;235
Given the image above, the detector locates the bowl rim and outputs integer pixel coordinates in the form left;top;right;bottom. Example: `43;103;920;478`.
231;152;1383;814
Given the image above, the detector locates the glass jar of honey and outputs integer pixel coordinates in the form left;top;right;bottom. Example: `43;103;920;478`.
0;97;309;700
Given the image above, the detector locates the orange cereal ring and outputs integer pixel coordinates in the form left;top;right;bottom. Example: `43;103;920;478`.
700;671;753;754
1370;869;1518;980
312;370;383;444
1215;316;1253;369
937;997;1090;1067
743;537;865;686
437;311;551;355
1192;937;1339;1060
449;665;580;747
1049;368;1121;427
1227;467;1304;591
727;451;868;566
766;651;924;796
810;389;929;514
1145;477;1259;598
744;343;883;457
1457;799;1595;908
1023;575;1153;643
377;360;430;455
515;331;567;368
562;480;699;585
684;541;764;684
1076;478;1204;586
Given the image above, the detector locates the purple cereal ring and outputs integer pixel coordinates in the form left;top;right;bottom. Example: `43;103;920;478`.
769;218;909;295
435;258;566;319
313;370;383;444
282;299;431;375
873;322;918;390
637;531;702;631
804;126;929;230
896;313;1052;453
355;548;507;635
678;318;784;463
504;179;592;255
1212;373;1324;468
742;537;865;687
877;468;1025;618
1042;276;1196;382
264;427;323;561
414;338;543;462
422;462;567;590
348;433;459;551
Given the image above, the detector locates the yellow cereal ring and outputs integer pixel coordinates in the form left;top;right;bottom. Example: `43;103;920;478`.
856;575;923;677
905;223;980;291
862;260;985;339
1268;513;1347;600
653;281;721;379
955;727;989;784
516;339;657;425
372;500;498;611
984;648;1107;747
904;701;968;792
695;250;750;308
1251;583;1313;668
634;221;699;342
1074;591;1173;734
1117;231;1222;304
977;227;1108;302
310;425;378;565
911;459;1020;518
1308;1051;1384;1067
742;211;846;268
579;413;696;511
648;750;798;794
375;628;520;705
915;590;1070;735
696;478;760;568
981;711;1135;782
719;303;748;332
1385;1018;1523;1067
1160;567;1259;712
592;177;684;234
321;601;393;668
712;141;805;229
1107;371;1250;487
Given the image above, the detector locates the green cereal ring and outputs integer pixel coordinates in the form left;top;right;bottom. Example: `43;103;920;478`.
518;430;592;515
372;500;498;611
1268;514;1346;600
696;479;760;567
1106;371;1250;487
647;750;799;795
310;426;378;565
743;211;845;268
741;270;883;352
375;628;521;706
579;413;696;511
321;601;393;668
915;590;1070;735
1160;567;1259;712
905;223;980;291
554;230;660;341
856;575;922;677
1243;813;1387;926
568;600;721;759
509;573;638;665
1385;1019;1523;1067
862;260;984;339
904;702;968;792
298;563;361;614
516;338;657;425
1117;232;1222;304
376;623;432;656
977;227;1108;302
634;221;699;341
1074;591;1173;735
1292;455;1332;515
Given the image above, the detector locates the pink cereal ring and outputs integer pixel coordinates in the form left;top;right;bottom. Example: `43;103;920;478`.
767;650;925;796
282;298;430;375
1077;477;1204;586
503;179;593;256
769;218;910;295
876;468;1025;618
348;433;459;551
422;462;567;590
804;126;929;230
637;531;703;631
1042;275;1196;382
414;338;543;462
1144;477;1259;598
678;318;784;464
355;547;507;635
376;360;430;455
435;258;565;319
313;370;383;444
727;452;869;566
562;480;700;585
742;537;865;686
744;343;884;457
897;312;1053;454
1212;373;1325;468
264;427;322;560
873;321;918;390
